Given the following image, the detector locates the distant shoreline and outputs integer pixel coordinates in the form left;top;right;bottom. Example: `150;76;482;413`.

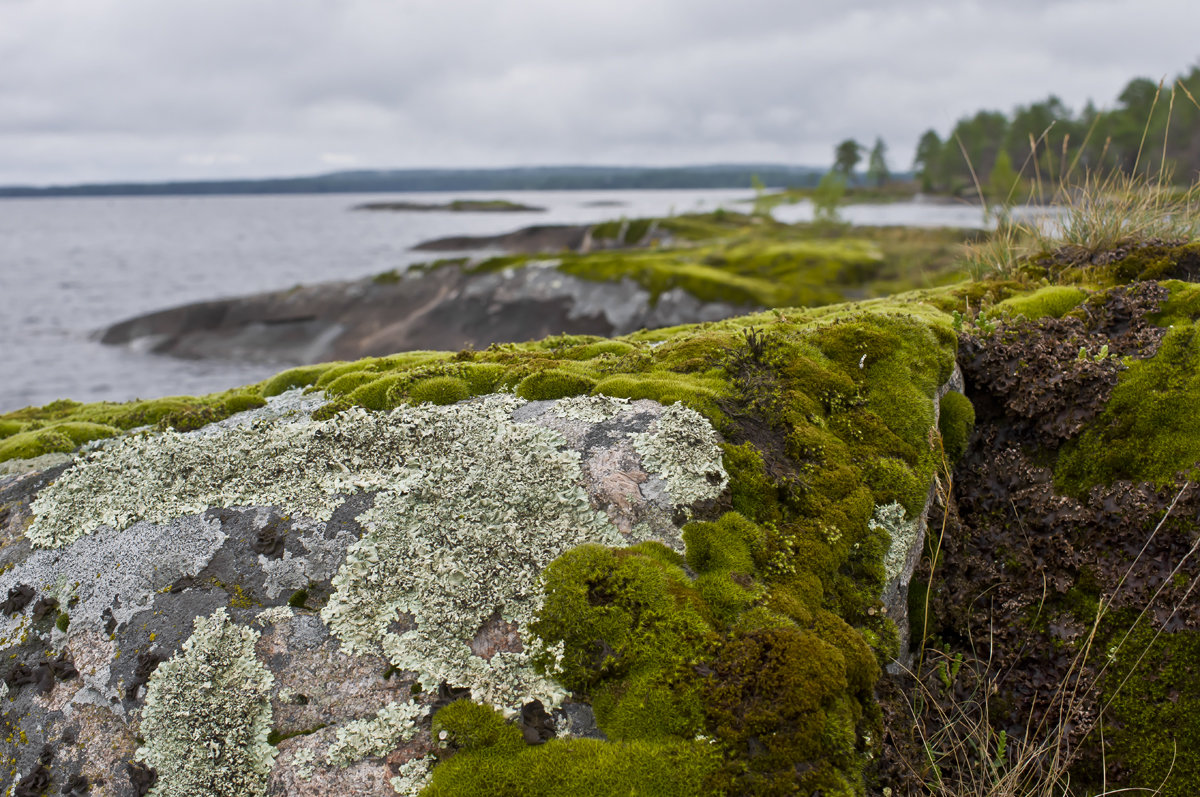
0;164;840;199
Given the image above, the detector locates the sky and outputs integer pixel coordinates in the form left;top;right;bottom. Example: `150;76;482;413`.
0;0;1197;186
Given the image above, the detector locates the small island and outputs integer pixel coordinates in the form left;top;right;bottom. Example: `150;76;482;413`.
353;198;545;213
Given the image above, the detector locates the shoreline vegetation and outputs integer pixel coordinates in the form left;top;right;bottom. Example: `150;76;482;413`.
353;198;545;213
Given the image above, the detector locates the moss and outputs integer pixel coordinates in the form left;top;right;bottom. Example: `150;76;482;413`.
0;387;290;463
55;612;69;632
323;370;381;396
222;393;267;414
682;513;763;576
261;364;337;397
0;420;24;439
417;211;970;311
530;544;713;695
423;733;720;796
345;373;408;410
992;285;1088;319
515;369;598;401
1056;319;1200;493
1097;622;1200;797
591;374;726;420
433;699;524;754
720;443;782;523
407;376;472;406
937;391;975;464
0;428;76;460
702;622;864;794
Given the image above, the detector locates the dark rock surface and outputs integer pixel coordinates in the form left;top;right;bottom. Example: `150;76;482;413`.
99;263;753;364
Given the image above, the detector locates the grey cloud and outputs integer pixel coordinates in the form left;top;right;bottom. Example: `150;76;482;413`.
0;0;1197;184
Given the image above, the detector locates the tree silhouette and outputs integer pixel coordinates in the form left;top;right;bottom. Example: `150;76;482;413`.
833;139;864;176
866;137;889;187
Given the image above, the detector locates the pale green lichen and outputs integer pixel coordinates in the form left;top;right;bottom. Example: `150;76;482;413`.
325;700;425;768
629;403;728;507
322;395;623;710
29;394;727;721
869;501;919;583
254;606;294;627
550;394;631;423
26;409;413;548
291;746;317;781
137;608;276;797
390;756;435;795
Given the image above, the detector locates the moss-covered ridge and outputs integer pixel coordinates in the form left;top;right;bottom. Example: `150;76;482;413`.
280;299;956;793
0;389;266;465
400;210;973;309
4;290;965;794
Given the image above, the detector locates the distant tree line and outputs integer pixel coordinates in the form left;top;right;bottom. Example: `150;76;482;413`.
911;64;1200;197
0;165;828;198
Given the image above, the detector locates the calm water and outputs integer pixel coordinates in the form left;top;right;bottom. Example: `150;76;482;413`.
0;190;991;413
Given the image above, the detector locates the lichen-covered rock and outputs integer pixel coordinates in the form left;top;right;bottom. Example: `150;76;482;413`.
0;390;728;796
2;291;960;795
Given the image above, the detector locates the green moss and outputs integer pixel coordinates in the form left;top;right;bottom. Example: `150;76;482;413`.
423;733;720;796
261;364;337;397
531;544;713;693
323;370;382;396
937;391;975;463
418;211;970;311
0;387;288;463
515;369;598;401
345;373;408;410
591;373;726;420
682;513;763;576
1056;319;1200;493
0;421;120;461
862;457;928;518
1097;622;1200;796
407;376;472;406
703;622;864;794
0;428;76;460
433;700;524;753
0;420;24;439
720;443;782;523
55;612;69;632
992;285;1088;319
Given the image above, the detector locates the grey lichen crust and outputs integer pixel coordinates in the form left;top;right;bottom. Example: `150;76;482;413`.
869;501;920;583
325;700;425;769
322;395;621;710
630;402;728;507
138;608;276;797
18;392;729;789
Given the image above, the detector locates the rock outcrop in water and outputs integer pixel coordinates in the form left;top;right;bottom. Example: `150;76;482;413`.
98;261;751;364
97;212;970;367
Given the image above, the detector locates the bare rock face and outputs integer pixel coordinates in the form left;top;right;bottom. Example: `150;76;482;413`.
98;264;753;366
0;391;728;796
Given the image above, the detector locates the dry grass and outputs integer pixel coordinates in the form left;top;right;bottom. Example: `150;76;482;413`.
961;80;1200;281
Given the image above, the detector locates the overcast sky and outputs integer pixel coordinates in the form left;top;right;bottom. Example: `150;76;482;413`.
0;0;1197;185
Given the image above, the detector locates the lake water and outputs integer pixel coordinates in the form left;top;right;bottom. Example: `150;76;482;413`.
0;190;992;413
